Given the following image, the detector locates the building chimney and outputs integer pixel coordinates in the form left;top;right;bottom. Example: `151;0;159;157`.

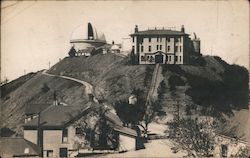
135;25;138;33
53;91;58;106
181;25;185;33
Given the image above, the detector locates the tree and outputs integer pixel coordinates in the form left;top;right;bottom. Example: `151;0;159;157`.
73;107;118;150
68;46;77;57
167;117;216;157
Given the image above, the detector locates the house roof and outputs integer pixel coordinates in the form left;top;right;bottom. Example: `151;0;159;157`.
114;126;138;137
130;29;189;36
23;103;96;128
23;102;137;137
25;103;51;115
0;138;40;157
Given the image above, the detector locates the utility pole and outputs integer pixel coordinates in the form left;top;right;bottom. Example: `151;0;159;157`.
37;111;43;157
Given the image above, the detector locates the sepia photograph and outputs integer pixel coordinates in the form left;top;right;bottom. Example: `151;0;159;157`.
0;0;249;157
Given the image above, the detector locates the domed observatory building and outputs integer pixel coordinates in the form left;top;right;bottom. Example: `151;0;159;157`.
70;22;107;56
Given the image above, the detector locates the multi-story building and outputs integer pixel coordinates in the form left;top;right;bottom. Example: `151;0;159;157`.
130;25;200;65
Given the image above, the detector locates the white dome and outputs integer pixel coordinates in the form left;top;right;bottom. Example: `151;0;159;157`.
70;23;106;42
111;44;120;50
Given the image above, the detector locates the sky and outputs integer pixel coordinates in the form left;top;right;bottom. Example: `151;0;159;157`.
1;0;249;81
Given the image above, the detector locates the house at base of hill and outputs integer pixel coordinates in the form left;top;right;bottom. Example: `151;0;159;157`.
23;103;141;157
214;134;249;157
130;25;201;65
0;138;40;158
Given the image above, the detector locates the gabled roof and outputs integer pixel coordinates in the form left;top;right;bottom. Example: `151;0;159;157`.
130;29;189;36
23;102;137;137
25;103;51;115
0;138;40;157
23;103;96;129
23;102;124;129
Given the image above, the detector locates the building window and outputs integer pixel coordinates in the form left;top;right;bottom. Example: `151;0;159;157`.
175;56;178;62
157;45;159;50
141;45;144;52
176;38;179;42
167;37;170;42
175;46;178;52
141;55;146;61
44;150;53;157
221;145;228;157
169;56;171;61
160;45;162;50
62;129;68;143
59;148;68;157
75;127;82;135
141;38;144;43
148;38;151;42
132;37;135;43
167;46;170;52
166;55;168;62
160;38;162;42
179;56;182;62
180;46;182;52
179;37;182;42
149;46;151;52
157;38;159;42
132;46;135;51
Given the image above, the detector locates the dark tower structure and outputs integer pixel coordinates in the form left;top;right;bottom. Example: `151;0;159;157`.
87;22;94;40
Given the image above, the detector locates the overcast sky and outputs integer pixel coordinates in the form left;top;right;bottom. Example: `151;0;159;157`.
1;0;249;81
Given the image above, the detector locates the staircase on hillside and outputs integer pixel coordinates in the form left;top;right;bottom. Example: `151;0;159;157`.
143;63;161;132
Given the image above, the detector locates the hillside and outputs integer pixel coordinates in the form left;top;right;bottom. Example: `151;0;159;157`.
48;53;154;102
1;53;249;140
0;72;89;136
48;53;249;140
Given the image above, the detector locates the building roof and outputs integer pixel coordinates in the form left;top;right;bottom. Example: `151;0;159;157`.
23;103;95;129
23;102;137;137
130;29;189;36
114;126;138;137
0;138;40;157
25;103;51;115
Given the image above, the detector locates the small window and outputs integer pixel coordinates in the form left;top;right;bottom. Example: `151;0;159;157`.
132;37;135;43
24;148;29;154
148;38;151;42
167;46;170;51
47;150;53;157
176;38;179;42
160;38;162;42
141;38;144;43
169;56;172;61
141;45;144;52
62;129;68;143
75;127;82;135
157;38;159;42
180;46;182;52
175;56;178;62
157;45;159;50
149;46;151;52
167;37;170;42
175;46;178;52
166;56;168;62
132;46;135;51
179;56;182;62
160;45;162;50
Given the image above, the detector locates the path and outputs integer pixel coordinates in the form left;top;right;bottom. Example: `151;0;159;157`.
101;139;187;158
42;70;98;102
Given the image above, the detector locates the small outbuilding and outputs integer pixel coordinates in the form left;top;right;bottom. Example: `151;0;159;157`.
0;138;40;158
